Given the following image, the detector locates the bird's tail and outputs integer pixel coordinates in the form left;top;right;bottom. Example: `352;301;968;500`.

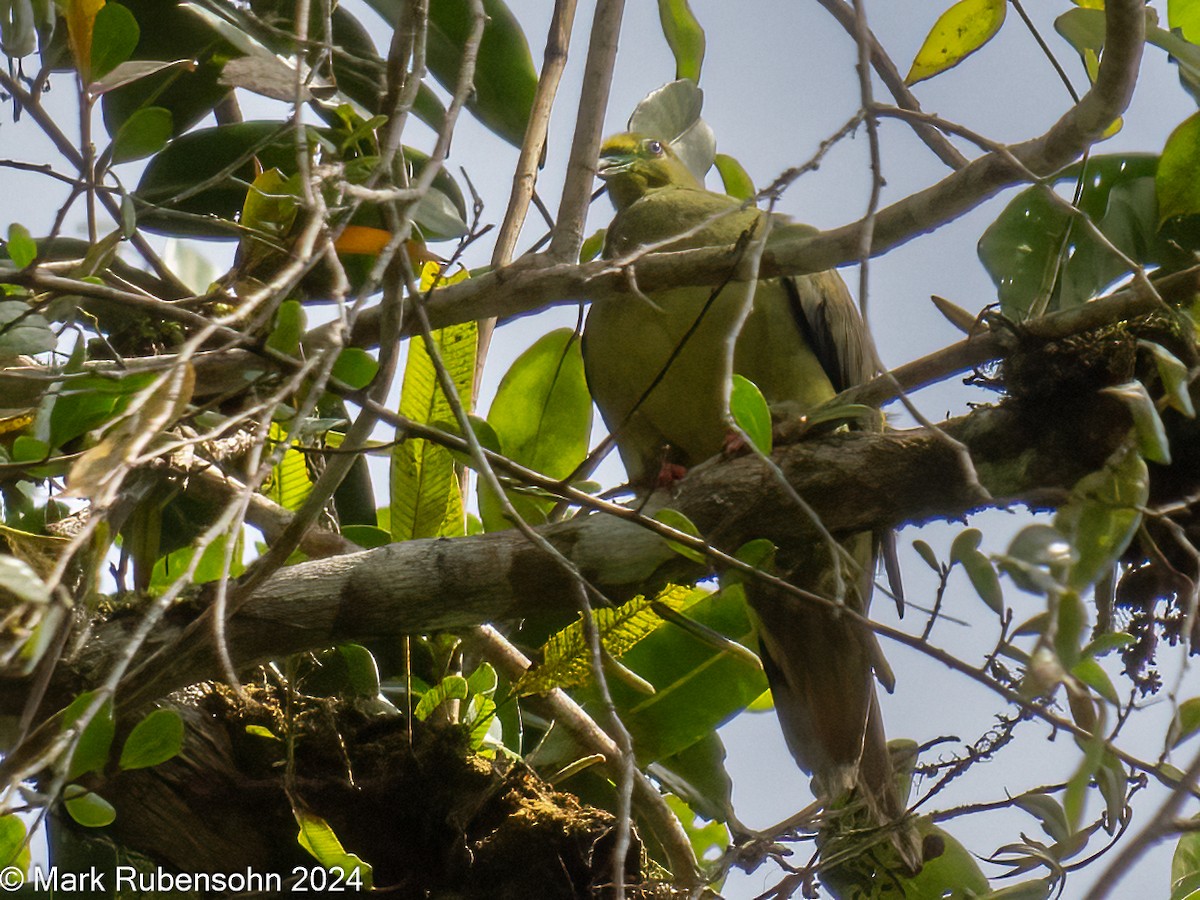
747;546;923;875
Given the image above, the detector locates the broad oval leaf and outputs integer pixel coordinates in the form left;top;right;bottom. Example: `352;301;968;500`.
729;374;771;455
110;105;172;164
0;300;55;360
480;328;592;532
1159;112;1200;224
90;1;140;81
906;0;1007;85
63;786;117;828
118;708;184;770
63;691;116;780
0;814;30;872
419;0;537;146
978;154;1199;319
1054;444;1148;593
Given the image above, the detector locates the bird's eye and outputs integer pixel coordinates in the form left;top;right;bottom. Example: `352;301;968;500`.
645;140;664;156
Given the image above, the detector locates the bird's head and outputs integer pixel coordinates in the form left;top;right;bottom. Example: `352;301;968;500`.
597;132;702;210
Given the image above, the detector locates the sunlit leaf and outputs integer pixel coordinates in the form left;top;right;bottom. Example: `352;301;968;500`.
118;708;184;770
0;814;30;872
950;528;1003;613
413;674;468;721
657;0;705;82
1101;382;1171;464
5;223;36;268
1170;697;1200;749
515;585;702;696
1159;112;1200;224
1140;340;1196;417
294;810;373;889
62;691;116;780
64;786;116;828
392;278;475;541
729;374;771;455
906;0;1007;85
480;329;592;532
654;508;707;564
714;153;754;201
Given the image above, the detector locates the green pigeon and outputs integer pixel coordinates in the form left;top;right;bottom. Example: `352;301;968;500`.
583;132;918;869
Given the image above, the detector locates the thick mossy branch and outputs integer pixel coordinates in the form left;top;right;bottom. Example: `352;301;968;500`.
93;687;644;897
76;336;1184;714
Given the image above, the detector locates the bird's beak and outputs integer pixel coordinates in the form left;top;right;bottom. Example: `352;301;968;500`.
596;152;636;179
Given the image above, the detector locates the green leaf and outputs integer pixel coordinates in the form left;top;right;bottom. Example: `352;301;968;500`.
656;0;705;82
714;153;754;201
0;553;49;604
1103;381;1170;464
912;539;942;572
578;584;767;764
294;810;373;889
516;585;702;695
580;229;606;263
1056;590;1087;669
653;508;707;564
480;329;592;532
1071;657;1119;705
63;786;117;828
266;299;306;357
118;708;184;770
412;0;537;146
654;732;735;826
1175;828;1200;900
134;122;319;237
628;79;716;182
1171;698;1200;749
1171;0;1200;42
90;2;140;81
1016;793;1071;844
341;524;391;549
0;299;55;359
110;105;172;164
978;155;1195;319
339;644;381;697
950;528;1003;613
5;223;36;268
1065;731;1105;832
262;422;314;513
62;691;116;780
905;0;1007;85
729;374;772;455
1056;444;1150;592
331;347;379;390
661;794;729;862
413;674;469;721
1141;340;1196;418
1160;113;1200;224
0;814;29;872
391;320;476;541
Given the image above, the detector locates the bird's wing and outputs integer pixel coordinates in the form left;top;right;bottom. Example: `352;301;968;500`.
784;268;876;395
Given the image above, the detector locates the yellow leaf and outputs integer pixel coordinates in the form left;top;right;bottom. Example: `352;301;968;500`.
906;0;1007;85
67;0;106;79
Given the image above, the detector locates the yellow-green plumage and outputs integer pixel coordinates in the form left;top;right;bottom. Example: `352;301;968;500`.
583;134;914;865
